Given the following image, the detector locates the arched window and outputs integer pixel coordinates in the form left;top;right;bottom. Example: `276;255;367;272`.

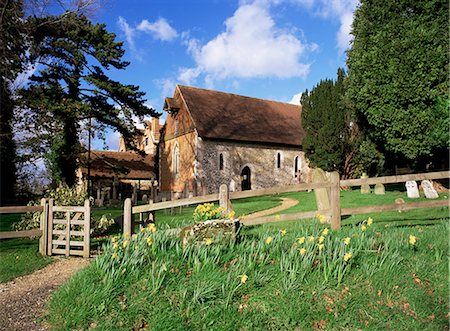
173;144;180;175
219;153;224;170
277;152;281;169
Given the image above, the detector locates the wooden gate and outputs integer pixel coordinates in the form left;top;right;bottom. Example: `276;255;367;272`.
47;200;91;258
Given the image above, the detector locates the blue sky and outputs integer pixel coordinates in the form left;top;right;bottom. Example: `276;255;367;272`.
91;0;358;149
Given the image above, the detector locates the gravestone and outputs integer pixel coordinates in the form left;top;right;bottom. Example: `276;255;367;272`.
360;173;371;194
374;183;385;195
142;194;148;203
421;180;439;199
405;181;420;198
312;168;330;222
395;198;406;213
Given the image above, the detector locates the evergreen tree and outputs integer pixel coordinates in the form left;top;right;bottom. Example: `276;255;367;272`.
346;0;449;168
19;12;158;186
0;0;27;203
301;69;347;174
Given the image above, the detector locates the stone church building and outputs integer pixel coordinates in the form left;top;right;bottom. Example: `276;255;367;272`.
159;85;310;199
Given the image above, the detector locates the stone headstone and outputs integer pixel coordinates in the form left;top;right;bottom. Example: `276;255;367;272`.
142;194;148;203
312;168;330;222
421;180;439;199
405;181;420;198
395;198;406;213
374;183;385;195
360;173;371;194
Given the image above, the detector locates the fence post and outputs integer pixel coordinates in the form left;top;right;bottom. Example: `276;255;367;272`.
47;199;54;256
330;171;341;230
124;198;132;237
39;198;48;256
219;184;233;217
83;199;91;258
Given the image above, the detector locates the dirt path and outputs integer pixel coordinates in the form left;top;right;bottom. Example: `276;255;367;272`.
0;256;90;331
241;197;299;221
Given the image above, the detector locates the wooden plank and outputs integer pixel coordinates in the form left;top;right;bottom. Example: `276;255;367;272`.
52;240;85;247
0;229;42;239
0;206;43;214
52;249;84;256
241;210;330;226
340;170;449;187
53;230;84;236
83;199;90;258
341;199;449;216
230;182;331;200
47;199;54;256
65;211;70;257
53;206;86;212
330;172;341;230
39;198;48;256
132;193;220;213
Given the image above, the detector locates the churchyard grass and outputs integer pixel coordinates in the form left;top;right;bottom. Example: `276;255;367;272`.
45;186;449;331
0;214;53;283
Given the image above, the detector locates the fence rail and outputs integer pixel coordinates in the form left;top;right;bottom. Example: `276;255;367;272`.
124;170;449;235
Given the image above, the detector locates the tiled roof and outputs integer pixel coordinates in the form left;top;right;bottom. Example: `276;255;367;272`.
80;151;154;179
177;85;304;146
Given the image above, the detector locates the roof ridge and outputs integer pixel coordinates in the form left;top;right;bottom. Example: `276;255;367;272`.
177;84;300;107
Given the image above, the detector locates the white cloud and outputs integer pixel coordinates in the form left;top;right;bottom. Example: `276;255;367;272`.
180;2;311;83
289;92;302;104
137;18;178;41
117;16;136;49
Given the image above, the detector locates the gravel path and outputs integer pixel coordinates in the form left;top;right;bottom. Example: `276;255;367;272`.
241;197;299;221
0;257;90;331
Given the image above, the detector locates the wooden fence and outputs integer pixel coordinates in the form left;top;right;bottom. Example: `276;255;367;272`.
124;170;449;235
0;199;90;258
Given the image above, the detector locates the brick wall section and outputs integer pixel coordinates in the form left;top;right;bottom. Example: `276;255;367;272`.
197;139;310;194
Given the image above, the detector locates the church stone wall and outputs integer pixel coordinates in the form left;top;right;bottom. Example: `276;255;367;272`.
197;139;310;195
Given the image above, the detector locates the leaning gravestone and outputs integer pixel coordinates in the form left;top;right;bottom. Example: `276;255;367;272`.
142;194;148;203
360;173;371;194
405;181;420;198
312;168;330;222
421;180;439;199
374;183;385;195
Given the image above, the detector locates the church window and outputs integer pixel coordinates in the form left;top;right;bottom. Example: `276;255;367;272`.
219;153;224;170
173;144;180;175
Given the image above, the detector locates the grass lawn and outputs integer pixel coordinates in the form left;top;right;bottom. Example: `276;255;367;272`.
45;183;449;331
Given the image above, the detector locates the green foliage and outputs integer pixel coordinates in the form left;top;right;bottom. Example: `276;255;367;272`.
346;0;449;163
0;0;27;202
46;220;448;330
18;12;159;186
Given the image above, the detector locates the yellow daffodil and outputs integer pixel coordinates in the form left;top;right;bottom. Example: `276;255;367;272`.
367;217;373;226
140;227;145;233
149;224;157;233
240;274;248;284
266;236;273;245
147;236;153;246
307;235;315;243
318;236;325;243
318;244;324;251
322;228;329;236
113;242;119;249
361;225;367;231
275;214;281;220
297;237;305;244
204;238;214;246
122;240;129;248
316;214;327;224
299;248;307;256
111;236;118;243
409;235;417;246
280;229;287;236
124;233;130;238
227;211;236;219
343;237;351;245
112;252;118;259
343;252;352;262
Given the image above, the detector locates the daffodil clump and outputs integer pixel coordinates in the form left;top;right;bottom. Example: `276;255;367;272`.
193;203;233;222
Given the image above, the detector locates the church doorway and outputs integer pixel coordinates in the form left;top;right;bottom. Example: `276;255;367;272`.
241;166;251;191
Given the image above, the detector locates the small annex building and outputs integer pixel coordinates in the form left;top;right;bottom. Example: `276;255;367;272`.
159;85;310;199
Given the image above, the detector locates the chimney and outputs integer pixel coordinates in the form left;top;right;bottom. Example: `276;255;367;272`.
151;117;161;141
